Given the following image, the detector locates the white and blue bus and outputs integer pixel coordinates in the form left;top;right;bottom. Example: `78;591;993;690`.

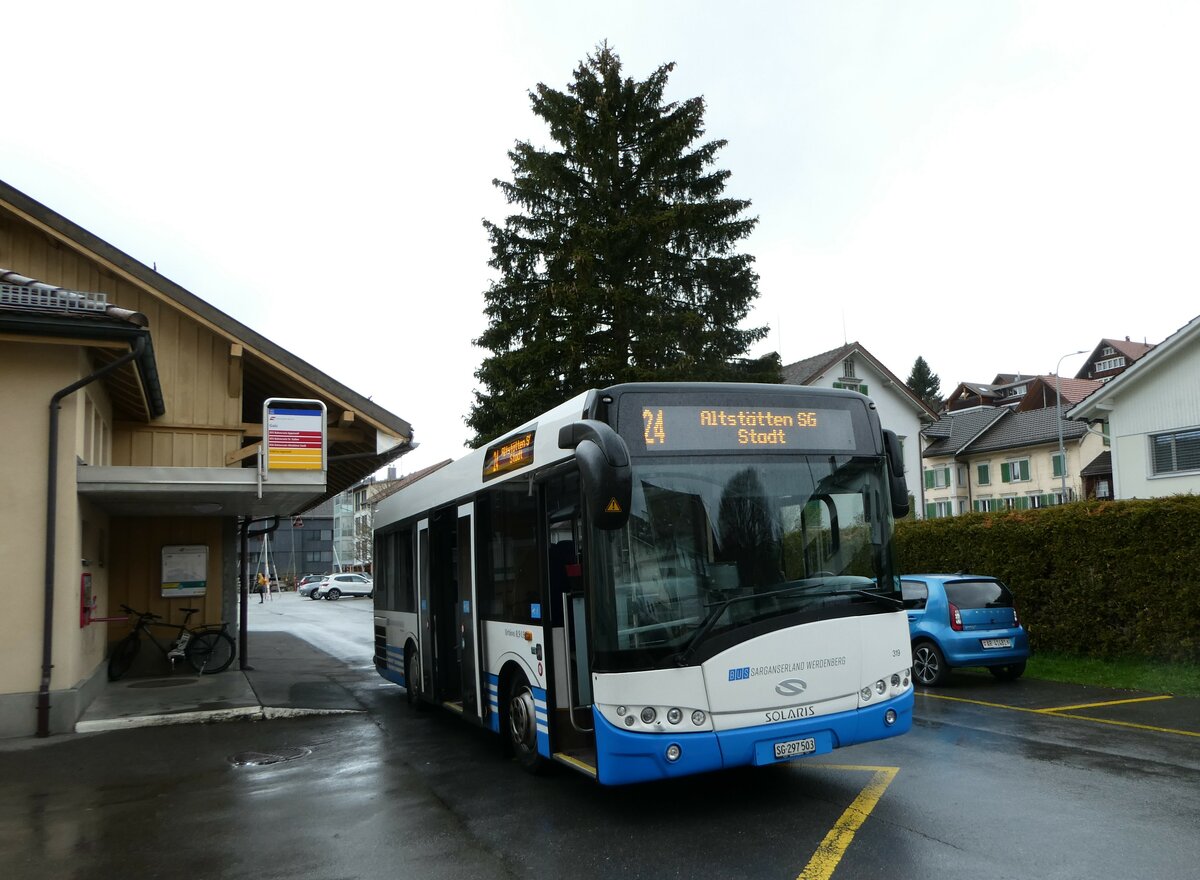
373;383;914;785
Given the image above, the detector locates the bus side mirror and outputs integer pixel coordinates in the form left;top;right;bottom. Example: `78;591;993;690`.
559;420;631;530
883;429;909;519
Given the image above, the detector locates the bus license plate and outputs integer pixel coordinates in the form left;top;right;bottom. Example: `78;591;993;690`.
981;638;1013;649
774;737;817;760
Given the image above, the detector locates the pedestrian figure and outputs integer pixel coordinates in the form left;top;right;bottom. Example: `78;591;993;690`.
256;572;267;603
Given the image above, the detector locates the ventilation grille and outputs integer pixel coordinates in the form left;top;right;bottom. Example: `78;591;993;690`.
0;283;108;313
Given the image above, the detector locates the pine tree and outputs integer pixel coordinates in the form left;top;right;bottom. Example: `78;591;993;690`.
467;44;777;445
906;356;942;410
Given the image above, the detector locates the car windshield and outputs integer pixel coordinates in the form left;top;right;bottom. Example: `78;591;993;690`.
589;455;900;671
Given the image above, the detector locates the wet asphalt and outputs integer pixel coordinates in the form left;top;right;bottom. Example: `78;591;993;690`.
2;597;1197;880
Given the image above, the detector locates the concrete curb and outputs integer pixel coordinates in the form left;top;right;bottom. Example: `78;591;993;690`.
75;705;363;733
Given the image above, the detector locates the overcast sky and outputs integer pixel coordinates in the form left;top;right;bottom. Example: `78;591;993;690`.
4;2;1197;473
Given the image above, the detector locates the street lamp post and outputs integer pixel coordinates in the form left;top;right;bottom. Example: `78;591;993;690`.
1055;350;1088;502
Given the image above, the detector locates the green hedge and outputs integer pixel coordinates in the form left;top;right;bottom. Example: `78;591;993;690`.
894;496;1200;663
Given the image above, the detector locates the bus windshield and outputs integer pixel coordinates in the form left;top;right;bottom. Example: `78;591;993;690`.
589;455;899;671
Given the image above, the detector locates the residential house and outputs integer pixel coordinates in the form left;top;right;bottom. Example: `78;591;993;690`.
1074;338;1155;383
782;342;939;514
942;374;1038;413
1068;316;1200;499
921;404;1108;516
0;179;414;736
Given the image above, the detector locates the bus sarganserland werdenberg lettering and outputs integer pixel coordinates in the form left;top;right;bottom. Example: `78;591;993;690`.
372;383;914;785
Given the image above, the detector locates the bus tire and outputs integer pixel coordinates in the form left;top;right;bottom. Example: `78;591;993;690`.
505;673;546;774
404;646;426;709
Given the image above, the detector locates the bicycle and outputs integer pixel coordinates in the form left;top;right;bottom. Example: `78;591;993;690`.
107;604;236;681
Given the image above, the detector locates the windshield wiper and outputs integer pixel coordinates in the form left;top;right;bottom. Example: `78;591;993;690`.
674;583;822;667
822;589;903;609
673;583;900;667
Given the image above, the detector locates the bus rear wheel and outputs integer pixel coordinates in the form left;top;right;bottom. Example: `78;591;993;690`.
506;675;546;773
404;648;422;708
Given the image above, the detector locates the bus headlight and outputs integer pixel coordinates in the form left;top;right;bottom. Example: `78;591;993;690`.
640;706;657;724
665;744;682;763
691;710;706;726
885;709;898;726
875;679;887;695
667;707;683;725
860;687;872;701
890;674;901;688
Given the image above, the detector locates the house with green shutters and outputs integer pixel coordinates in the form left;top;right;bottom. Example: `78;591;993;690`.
920;401;1106;518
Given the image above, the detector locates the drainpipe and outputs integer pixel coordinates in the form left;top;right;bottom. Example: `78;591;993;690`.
39;336;146;738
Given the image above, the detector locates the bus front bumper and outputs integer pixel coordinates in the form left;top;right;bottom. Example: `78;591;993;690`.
592;690;913;786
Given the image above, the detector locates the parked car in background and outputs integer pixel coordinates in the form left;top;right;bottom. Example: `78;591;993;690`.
297;574;326;598
314;572;374;600
901;574;1030;686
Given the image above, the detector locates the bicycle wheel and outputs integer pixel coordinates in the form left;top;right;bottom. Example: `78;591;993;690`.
108;634;141;681
185;630;236;674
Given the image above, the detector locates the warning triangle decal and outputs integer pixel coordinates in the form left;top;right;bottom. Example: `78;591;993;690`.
605;498;623;514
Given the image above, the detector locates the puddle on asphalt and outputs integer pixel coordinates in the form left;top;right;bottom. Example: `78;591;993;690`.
228;747;312;767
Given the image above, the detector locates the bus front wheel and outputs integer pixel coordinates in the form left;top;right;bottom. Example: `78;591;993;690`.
506;674;546;774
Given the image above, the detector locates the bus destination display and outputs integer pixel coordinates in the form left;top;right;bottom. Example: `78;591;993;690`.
482;429;536;480
639;405;856;452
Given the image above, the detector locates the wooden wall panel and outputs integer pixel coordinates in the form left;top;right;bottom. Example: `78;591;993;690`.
4;215;247;471
107;516;226;640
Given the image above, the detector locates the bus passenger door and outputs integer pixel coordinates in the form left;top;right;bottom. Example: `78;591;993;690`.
546;473;594;751
457;503;480;719
429;506;461;706
416;519;432;700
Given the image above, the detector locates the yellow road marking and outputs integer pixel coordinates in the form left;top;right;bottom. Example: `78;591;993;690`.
796;765;899;880
1049;712;1200;738
917;692;1198;738
1033;695;1173;713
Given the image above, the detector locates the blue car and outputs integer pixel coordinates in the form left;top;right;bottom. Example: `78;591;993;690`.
901;574;1030;686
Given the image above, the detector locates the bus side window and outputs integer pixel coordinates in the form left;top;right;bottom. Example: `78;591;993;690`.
479;482;540;623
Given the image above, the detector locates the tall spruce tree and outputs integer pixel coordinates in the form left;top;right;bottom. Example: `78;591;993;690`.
467;44;777;445
906;356;943;410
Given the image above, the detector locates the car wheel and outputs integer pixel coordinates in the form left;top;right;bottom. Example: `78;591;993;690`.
912;642;948;687
310;592;321;600
989;661;1026;681
326;588;341;601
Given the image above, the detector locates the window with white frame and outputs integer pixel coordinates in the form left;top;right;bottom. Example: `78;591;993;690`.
1001;458;1031;483
923;500;954;518
1151;428;1200;475
842;358;856;379
924;466;951;489
1095;356;1125;372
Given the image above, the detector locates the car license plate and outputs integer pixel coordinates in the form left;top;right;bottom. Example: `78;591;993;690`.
774;737;817;760
981;638;1013;649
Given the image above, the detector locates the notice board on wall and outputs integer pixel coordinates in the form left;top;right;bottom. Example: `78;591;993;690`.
161;545;208;598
